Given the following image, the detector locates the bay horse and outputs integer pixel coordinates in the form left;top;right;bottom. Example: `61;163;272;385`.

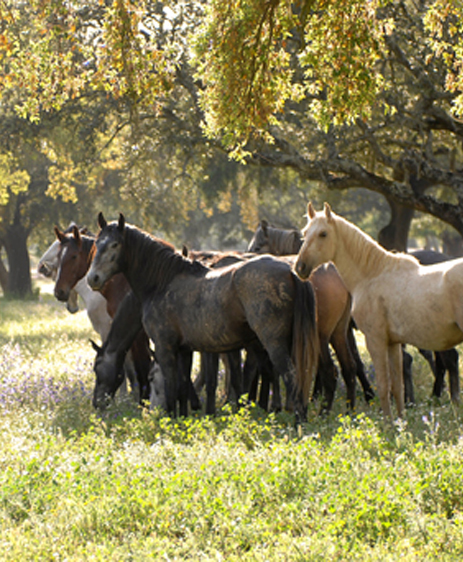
52;225;151;405
87;213;319;423
248;221;374;410
38;227;112;342
295;202;463;419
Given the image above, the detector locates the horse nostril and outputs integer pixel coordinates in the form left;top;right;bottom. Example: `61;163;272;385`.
296;261;306;278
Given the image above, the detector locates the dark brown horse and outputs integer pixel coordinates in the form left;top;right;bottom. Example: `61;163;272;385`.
87;213;319;423
248;221;374;410
53;225;151;404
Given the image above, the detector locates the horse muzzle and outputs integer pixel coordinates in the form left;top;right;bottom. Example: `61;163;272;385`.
294;258;312;280
54;286;70;302
87;270;104;291
92;387;113;410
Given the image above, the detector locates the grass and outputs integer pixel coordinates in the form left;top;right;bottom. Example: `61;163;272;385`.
1;288;463;560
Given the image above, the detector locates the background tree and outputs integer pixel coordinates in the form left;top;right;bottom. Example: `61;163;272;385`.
1;0;463;300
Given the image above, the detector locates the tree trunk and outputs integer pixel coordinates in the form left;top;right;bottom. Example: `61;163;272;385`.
0;251;8;295
378;175;431;252
378;197;415;251
3;221;32;299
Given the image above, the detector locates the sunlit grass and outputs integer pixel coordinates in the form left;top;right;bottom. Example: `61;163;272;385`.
1;293;463;560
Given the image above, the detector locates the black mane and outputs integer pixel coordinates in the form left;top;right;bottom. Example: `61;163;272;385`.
122;224;208;293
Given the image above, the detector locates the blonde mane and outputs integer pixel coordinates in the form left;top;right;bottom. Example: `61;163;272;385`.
333;213;418;276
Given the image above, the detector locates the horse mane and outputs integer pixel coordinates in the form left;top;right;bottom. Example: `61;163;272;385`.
334;213;418;274
268;226;302;255
123;224;208;292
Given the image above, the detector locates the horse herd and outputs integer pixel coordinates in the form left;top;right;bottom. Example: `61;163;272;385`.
38;203;461;424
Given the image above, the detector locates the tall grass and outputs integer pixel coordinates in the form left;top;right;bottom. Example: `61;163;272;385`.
1;291;463;560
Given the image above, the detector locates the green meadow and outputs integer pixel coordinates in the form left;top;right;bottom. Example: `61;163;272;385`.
1;282;463;561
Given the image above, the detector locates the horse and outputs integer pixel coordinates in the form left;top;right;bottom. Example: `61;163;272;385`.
52;225;151;404
248;220;302;255
38;227;112;342
248;221;375;410
407;249;460;404
87;213;319;422
89;290;201;411
295;202;463;419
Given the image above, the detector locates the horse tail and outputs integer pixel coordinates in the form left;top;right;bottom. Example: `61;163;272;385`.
291;274;319;407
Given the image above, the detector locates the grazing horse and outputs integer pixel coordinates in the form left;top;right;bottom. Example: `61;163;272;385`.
87;213;319;422
52;225;151;405
248;221;374;410
295;202;463;419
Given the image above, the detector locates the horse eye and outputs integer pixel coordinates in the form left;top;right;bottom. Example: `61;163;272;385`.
320;231;328;238
111;242;119;249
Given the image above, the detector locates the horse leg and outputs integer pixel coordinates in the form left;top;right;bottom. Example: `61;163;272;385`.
226;349;243;406
202;352;219;415
388;343;404;418
155;349;179;417
316;341;337;414
347;323;374;402
242;349;259;402
254;347;281;412
435;349;460;404
177;351;193;417
419;348;437;378
364;336;393;419
402;348;415;406
329;331;357;411
265;346;305;423
432;351;445;399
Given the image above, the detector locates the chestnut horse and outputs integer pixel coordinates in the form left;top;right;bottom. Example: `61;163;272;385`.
295;203;463;419
87;213;319;423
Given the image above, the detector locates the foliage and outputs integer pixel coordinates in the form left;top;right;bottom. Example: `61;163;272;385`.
1;293;463;559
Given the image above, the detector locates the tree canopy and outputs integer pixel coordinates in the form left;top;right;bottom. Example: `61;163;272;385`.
0;0;463;267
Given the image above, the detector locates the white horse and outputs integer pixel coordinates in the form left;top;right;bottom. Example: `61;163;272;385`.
295;202;463;419
38;237;111;344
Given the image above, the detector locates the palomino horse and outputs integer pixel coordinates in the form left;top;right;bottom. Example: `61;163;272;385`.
295;202;463;419
52;225;151;405
250;220;458;405
248;221;374;410
87;213;319;422
407;249;460;404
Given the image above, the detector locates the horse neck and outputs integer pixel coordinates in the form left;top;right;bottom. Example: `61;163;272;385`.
121;226;202;296
80;236;96;269
269;227;302;255
331;217;392;291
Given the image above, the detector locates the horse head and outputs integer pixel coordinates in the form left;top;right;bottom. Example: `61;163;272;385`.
295;202;337;279
247;220;270;253
91;339;125;410
87;213;125;291
54;225;91;302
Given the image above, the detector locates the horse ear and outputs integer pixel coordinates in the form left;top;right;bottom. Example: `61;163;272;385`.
261;219;268;233
98;212;107;230
307;202;316;219
118;213;125;232
72;224;82;247
182;245;189;257
90;339;102;353
324;202;333;221
54;226;66;243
